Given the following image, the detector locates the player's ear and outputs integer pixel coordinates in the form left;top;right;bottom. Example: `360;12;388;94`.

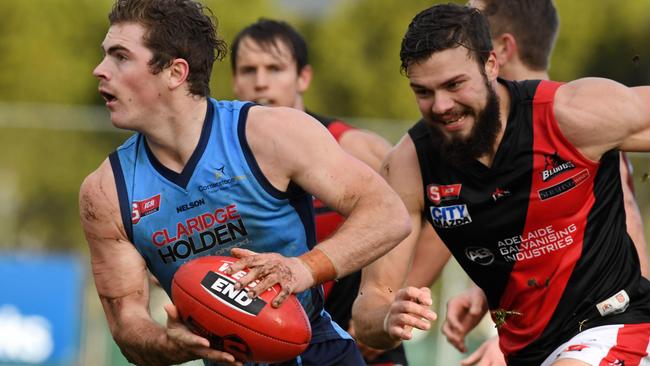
297;64;312;94
485;51;499;81
493;33;517;67
168;58;190;90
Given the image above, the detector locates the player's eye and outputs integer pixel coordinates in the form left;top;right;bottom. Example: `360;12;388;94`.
413;88;430;97
446;80;463;90
240;67;256;74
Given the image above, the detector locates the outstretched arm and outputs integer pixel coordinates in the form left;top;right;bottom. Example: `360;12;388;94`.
80;160;239;366
352;135;437;349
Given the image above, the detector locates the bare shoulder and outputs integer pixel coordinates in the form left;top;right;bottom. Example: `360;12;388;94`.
555;77;635;110
554;77;645;159
79;159;123;236
245;105;341;175
247;105;328;138
554;78;628;123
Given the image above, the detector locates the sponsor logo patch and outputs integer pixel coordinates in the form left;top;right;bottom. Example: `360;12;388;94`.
491;187;511;202
542;152;575;182
538;169;589;201
465;247;494;265
427;184;462;205
430;204;472;228
132;194;161;224
152;204;249;263
176;198;206;213
215;165;227;179
201;271;266;316
198;165;247;193
596;289;629;317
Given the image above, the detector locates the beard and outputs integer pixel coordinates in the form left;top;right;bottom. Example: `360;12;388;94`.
428;81;502;166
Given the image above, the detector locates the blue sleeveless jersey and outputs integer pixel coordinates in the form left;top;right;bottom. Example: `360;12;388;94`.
109;99;349;346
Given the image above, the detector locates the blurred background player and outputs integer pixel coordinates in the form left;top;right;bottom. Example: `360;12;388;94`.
231;18;409;366
435;1;650;364
80;1;410;365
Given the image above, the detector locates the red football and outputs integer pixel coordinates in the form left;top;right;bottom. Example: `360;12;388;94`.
171;256;311;363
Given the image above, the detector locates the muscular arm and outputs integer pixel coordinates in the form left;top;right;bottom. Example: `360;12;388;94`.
338;128;393;172
80;160;236;366
623;86;650;152
246;106;411;284
555;79;650;159
352;136;436;349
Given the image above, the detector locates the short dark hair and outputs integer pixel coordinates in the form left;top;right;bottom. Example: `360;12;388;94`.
479;0;558;71
400;3;492;75
230;18;309;73
108;0;227;97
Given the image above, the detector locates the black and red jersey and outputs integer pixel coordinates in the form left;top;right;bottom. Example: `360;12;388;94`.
409;79;650;365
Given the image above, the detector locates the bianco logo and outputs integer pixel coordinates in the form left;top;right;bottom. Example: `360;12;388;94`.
465;247;495;265
430;204;472;228
0;305;53;363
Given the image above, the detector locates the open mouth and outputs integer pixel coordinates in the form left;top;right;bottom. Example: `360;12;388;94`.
440;114;466;125
100;91;117;103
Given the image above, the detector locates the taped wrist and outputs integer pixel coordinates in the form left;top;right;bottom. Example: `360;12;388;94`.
298;247;338;285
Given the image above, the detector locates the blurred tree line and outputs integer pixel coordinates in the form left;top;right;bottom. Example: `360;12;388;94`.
1;0;650;252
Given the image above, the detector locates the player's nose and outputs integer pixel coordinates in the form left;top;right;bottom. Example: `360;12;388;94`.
254;70;268;90
431;92;455;115
93;57;110;80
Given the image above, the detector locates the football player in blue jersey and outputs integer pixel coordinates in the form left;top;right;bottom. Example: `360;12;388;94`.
79;1;410;365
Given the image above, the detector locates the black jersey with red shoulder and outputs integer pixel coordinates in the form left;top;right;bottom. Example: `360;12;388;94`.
409;79;650;365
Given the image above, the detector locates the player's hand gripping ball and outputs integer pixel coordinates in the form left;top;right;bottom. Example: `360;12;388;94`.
171;256;312;363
